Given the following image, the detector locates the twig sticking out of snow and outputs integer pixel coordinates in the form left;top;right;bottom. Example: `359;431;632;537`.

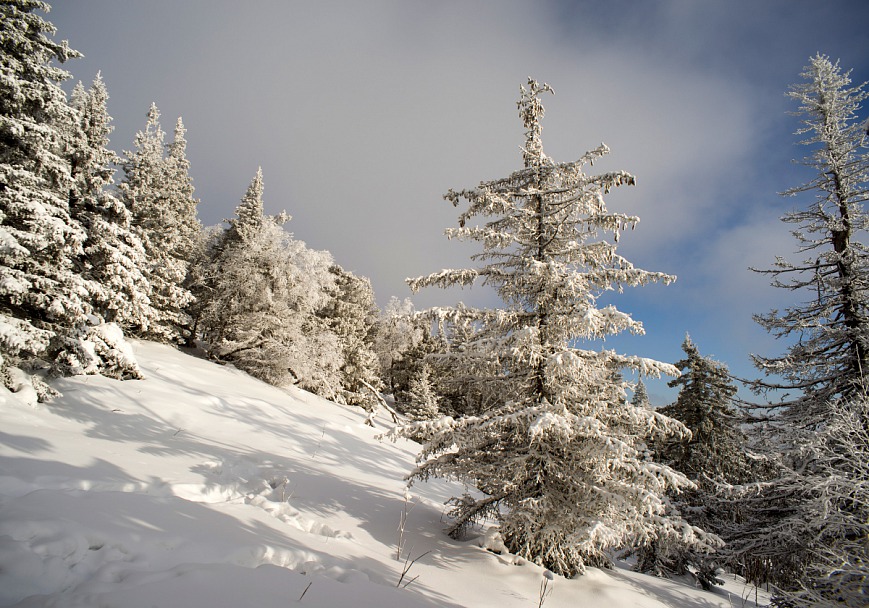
310;424;326;459
298;581;312;601
396;548;431;589
396;488;417;561
538;570;554;607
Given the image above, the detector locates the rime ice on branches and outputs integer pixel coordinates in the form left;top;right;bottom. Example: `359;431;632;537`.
398;79;718;576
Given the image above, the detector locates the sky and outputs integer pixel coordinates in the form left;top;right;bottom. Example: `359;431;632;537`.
47;0;869;404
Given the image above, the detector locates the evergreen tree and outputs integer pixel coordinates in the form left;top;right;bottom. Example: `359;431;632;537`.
320;265;382;408
199;170;342;396
402;363;440;422
165;117;201;276
119;104;198;344
399;362;441;443
182;223;221;345
777;394;869;608
752;54;869;423
67;74;152;334
392;79;716;576
372;297;426;395
631;379;651;408
659;335;750;483
737;55;869;595
725;393;869;604
0;0;95;392
639;336;755;584
223;165;266;246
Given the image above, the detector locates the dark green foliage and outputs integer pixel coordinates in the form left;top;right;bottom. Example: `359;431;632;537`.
638;336;758;584
658;335;752;484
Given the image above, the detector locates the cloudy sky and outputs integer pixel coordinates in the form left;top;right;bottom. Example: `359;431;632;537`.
48;1;868;403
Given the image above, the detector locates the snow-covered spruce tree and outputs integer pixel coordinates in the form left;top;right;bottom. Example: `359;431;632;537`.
776;393;869;608
0;0;102;394
199;169;342;396
183;222;223;346
631;379;651;408
319;265;383;408
165;117;201;282
392;79;717;576
119;105;199;344
638;336;756;583
726;394;869;606
372;297;426;395
752;54;869;422
735;55;869;594
658;335;752;484
403;363;440;422
68;75;151;335
399;363;441;443
58;75;148;380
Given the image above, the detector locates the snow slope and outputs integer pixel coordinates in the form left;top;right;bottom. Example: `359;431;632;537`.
0;341;769;607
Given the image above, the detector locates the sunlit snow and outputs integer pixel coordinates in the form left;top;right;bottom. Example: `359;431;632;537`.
0;341;770;607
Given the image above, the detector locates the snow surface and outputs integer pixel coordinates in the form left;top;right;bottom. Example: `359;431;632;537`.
0;341;770;607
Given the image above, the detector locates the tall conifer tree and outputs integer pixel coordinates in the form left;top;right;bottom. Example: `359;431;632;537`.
199;170;342;395
321;265;382;408
638;336;757;584
752;54;869;422
67;75;152;333
119;105;198;343
659;336;750;483
739;54;869;599
394;79;716;575
0;0;93;389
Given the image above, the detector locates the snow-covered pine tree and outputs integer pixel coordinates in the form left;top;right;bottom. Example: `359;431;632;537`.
182;223;221;346
68;75;152;336
320;265;383;408
56;74;149;380
735;55;869;596
394;79;716;576
372;297;426;395
165;116;201;288
658;335;751;484
638;336;757;583
198;169;342;396
631;379;651;408
752;54;869;422
402;363;440;422
398;362;441;443
776;393;869;608
0;0;100;393
119;105;198;344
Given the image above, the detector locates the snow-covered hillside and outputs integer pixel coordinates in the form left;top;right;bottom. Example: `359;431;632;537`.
0;342;769;607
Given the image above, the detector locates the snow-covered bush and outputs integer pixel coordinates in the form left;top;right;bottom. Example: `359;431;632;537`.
53;321;142;380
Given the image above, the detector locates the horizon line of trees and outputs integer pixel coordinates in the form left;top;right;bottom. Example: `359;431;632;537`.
2;3;866;606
